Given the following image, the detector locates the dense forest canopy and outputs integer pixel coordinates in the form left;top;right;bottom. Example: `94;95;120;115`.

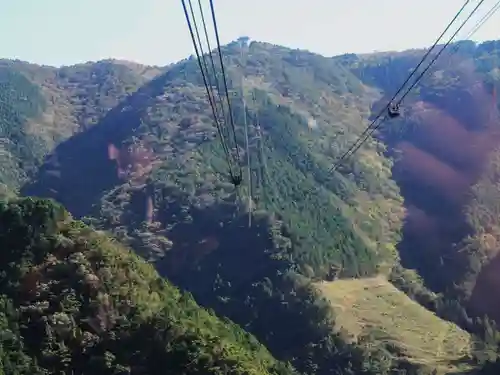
0;37;499;374
0;197;295;374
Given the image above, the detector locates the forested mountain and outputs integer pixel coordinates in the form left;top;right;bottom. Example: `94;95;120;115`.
0;197;294;374
1;38;500;374
0;58;163;192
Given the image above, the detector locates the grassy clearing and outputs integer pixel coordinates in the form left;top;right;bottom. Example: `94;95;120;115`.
314;277;474;374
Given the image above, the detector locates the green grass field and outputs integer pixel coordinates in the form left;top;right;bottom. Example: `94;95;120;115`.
314;277;474;374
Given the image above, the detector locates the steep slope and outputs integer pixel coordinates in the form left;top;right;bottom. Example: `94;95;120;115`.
315;277;474;374
22;41;407;374
17;39;500;373
0;59;162;192
0;197;295;374
340;41;500;315
23;40;403;276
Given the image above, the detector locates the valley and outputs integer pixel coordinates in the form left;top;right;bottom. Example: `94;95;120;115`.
0;37;500;374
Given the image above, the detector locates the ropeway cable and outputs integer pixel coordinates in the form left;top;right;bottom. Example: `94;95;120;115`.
209;0;243;181
195;0;235;166
330;0;485;171
181;0;238;181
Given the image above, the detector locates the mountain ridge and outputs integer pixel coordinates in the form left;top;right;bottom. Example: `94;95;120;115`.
2;38;500;374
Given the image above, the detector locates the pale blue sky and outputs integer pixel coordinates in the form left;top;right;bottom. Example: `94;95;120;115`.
1;0;499;67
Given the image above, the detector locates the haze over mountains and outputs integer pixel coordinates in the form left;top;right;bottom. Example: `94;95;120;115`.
1;38;500;374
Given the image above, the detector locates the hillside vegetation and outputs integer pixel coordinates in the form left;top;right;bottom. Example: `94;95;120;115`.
0;59;162;191
1;38;499;374
315;278;473;374
343;40;500;315
0;197;294;374
21;41;409;374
